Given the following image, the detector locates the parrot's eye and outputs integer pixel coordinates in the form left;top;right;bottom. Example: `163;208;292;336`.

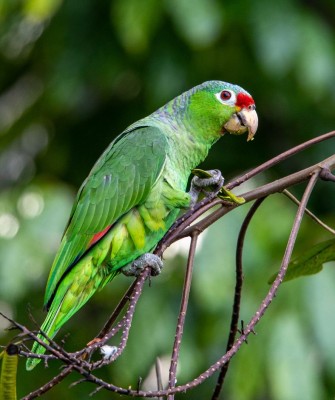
220;90;232;100
215;89;236;106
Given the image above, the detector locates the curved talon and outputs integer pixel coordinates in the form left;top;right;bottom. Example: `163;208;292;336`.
192;169;224;189
121;253;163;277
189;169;225;206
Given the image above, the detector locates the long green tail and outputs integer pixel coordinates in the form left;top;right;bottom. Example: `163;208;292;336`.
26;302;64;371
26;237;117;371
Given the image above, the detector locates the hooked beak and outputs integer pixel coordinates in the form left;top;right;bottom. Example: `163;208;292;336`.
223;105;258;141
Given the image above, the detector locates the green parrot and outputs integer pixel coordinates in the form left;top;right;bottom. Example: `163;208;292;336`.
26;80;258;370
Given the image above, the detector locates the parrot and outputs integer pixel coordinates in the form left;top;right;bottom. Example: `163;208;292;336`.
26;80;258;370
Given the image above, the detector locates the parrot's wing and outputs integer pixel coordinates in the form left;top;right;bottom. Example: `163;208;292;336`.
44;126;168;307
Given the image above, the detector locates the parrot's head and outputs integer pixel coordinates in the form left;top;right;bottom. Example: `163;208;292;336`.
188;81;258;142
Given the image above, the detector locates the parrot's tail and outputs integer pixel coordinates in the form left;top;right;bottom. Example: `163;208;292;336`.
25;257;118;371
25;273;115;370
26;303;62;371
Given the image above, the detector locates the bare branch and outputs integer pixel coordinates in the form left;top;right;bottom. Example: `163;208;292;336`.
226;130;335;190
212;197;267;400
283;190;335;235
22;366;73;400
85;269;151;370
167;233;198;400
179;154;335;241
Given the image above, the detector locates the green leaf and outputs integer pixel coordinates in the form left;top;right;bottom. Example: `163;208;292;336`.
268;238;335;283
167;0;223;48
111;0;162;54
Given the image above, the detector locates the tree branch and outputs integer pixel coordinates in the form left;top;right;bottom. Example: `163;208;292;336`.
211;197;267;400
167;233;198;400
226;130;335;190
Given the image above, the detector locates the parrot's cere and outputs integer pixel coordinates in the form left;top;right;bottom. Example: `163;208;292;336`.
26;81;258;370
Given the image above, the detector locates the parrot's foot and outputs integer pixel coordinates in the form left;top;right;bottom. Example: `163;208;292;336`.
121;253;163;277
189;169;225;206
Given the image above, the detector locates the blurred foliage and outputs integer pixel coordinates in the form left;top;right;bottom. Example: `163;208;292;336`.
0;0;334;398
269;238;335;283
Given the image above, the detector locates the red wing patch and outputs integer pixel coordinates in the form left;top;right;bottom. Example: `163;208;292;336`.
89;225;112;247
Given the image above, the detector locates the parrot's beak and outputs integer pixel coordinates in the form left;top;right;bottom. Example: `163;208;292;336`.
223;106;258;141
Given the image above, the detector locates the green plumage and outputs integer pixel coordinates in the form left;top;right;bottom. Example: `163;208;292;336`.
26;81;256;370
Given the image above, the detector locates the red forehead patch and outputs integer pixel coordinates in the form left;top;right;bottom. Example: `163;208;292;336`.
236;92;255;108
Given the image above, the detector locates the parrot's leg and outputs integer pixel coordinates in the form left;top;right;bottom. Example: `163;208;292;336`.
121;253;163;277
189;169;225;206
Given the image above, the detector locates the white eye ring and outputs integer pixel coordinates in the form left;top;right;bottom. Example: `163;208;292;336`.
215;90;236;106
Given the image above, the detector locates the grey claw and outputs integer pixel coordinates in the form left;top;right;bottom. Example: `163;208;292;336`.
192;169;224;189
189;169;225;206
122;253;163;277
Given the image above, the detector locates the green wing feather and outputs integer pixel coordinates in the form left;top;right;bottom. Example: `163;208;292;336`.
44;125;168;307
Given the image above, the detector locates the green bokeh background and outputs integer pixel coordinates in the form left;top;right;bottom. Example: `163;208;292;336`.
0;0;335;398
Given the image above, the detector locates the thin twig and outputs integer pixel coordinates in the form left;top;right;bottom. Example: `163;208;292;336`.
167;233;198;400
0;312;82;368
283;190;335;235
22;366;73;400
156;198;232;256
89;269;150;369
179;154;335;241
226;130;335;190
211;197;267;400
